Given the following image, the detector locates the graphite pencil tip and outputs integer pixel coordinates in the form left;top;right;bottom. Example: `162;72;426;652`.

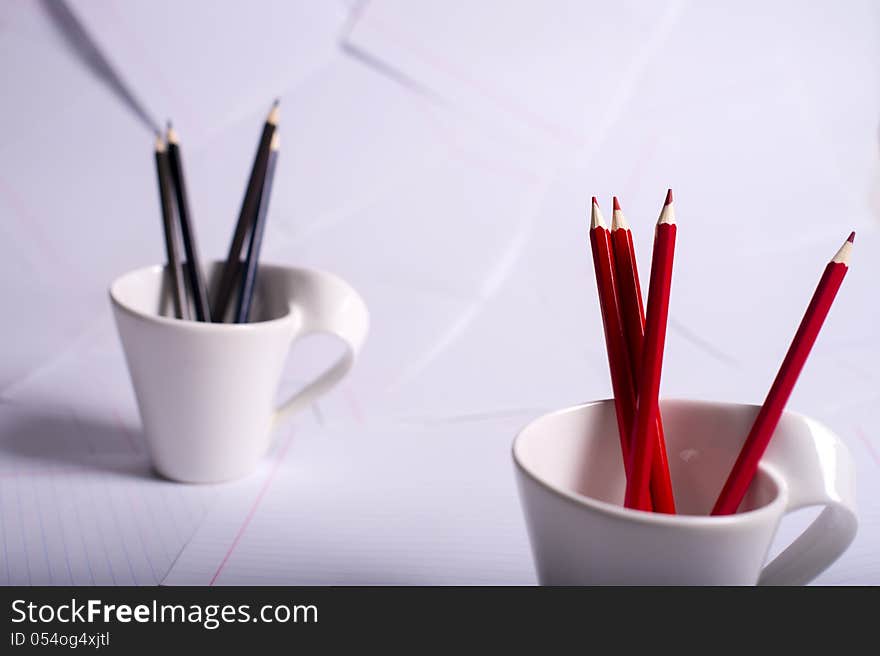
165;120;179;144
268;100;280;126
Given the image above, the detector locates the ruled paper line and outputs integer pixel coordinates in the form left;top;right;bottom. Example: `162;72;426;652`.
209;430;296;586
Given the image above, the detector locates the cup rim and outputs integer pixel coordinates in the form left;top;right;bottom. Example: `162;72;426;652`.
512;398;789;527
109;261;303;332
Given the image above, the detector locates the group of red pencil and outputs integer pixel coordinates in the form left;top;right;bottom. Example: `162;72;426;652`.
589;190;853;515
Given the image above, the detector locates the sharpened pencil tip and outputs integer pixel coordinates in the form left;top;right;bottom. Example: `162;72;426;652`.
612;196;621;212
268;101;280;126
611;199;628;231
590;199;606;230
658;190;675;225
833;233;854;264
270;132;280;151
154;134;166;152
165;120;179;144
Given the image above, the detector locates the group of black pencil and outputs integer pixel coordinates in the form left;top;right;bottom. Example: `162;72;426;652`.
153;100;281;323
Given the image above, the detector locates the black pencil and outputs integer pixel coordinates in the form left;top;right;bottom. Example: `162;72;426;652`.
166;122;212;322
235;132;279;323
213;100;280;322
153;134;190;320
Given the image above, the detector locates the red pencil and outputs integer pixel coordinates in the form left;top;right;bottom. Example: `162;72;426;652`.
624;190;676;511
589;198;647;507
611;198;676;514
712;232;854;515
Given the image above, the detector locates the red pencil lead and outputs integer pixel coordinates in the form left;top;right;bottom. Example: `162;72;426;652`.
847;231;855;244
664;189;673;206
592;196;599;207
613;196;621;211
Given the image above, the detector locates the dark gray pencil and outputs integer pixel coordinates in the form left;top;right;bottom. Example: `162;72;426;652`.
154;135;189;320
166;123;212;322
213;100;280;322
235;132;279;324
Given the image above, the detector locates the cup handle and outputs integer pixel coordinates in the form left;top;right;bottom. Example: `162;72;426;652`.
757;424;858;586
272;270;369;425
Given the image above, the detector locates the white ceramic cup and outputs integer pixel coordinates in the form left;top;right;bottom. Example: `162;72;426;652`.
110;261;369;483
513;399;857;585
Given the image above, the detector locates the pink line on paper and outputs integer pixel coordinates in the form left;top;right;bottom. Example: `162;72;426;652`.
855;426;880;468
415;100;543;184
208;431;296;586
0;177;63;270
346;388;365;426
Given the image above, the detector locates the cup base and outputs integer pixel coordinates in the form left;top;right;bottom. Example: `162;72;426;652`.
152;459;261;484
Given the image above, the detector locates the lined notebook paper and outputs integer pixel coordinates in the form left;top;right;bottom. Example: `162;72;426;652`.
0;401;220;585
163;417;537;585
163;397;880;586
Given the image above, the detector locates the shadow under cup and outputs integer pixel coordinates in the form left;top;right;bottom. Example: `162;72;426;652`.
512;398;857;585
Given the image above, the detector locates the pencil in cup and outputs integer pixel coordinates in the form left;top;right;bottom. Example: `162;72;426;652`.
166;122;212;322
153;135;190;320
213;100;280;322
624;191;676;511
588;199;650;509
235;132;280;324
611;197;675;514
712;232;854;515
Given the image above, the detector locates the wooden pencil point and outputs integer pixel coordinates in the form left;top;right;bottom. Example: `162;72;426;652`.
267;101;280;126
166;123;179;144
832;235;854;265
611;203;629;231
664;188;673;206
847;231;855;244
658;195;675;225
154;134;166;152
612;196;621;212
270;132;280;150
590;199;607;230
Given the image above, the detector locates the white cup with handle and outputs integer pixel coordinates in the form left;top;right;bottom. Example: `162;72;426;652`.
110;261;369;483
513;398;857;585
